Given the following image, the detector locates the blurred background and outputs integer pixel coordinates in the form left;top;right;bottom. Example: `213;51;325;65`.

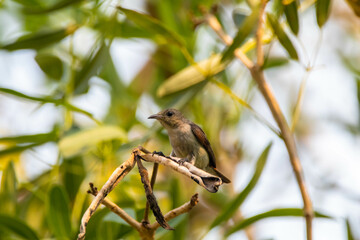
0;0;359;239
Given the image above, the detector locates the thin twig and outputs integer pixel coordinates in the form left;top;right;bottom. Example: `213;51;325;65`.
87;183;142;231
77;147;204;240
143;163;159;225
256;0;267;67
138;147;223;193
149;193;199;229
205;4;314;240
77;150;137;240
136;156;173;230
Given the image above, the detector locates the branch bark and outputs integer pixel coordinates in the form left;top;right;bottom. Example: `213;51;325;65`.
87;183;142;231
149;193;199;230
143;163;159;225
136;156;173;230
205;4;314;240
77;147;206;240
77;150;137;240
138;146;223;193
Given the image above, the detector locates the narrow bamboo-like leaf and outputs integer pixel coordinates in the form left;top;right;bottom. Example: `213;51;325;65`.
0;214;39;240
61;156;85;201
267;13;299;60
346;219;355;240
1;25;77;51
58;125;127;157
157;54;228;97
226;208;332;236
46;185;71;239
0;87;61;103
74;43;110;94
0;142;44;157
222;8;259;62
12;0;41;7
0;162;17;214
283;1;299;35
272;0;285;18
35;53;63;80
0;130;58;144
23;0;83;14
117;7;185;47
263;57;289;69
0;88;96;120
210;143;272;229
316;0;331;28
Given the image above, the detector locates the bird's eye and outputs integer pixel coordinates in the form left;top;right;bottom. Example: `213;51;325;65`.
166;111;174;117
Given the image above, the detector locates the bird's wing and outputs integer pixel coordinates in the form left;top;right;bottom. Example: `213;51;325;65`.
190;123;216;168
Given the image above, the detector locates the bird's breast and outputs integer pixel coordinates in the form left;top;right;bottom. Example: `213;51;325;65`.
167;125;209;169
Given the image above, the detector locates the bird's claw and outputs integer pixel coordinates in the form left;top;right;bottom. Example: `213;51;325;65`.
152;151;166;157
178;158;188;166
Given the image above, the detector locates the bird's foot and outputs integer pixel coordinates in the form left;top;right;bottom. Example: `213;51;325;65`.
152;150;175;161
178;158;189;166
152;150;166;157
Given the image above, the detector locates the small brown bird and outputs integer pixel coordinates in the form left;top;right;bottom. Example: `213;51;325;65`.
148;108;231;183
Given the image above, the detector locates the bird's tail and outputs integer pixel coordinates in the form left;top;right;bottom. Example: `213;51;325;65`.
212;168;231;184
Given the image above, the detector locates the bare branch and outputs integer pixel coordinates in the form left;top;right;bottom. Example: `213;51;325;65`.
149;193;199;230
77;150;137;240
76;146;206;240
136;156;174;230
256;0;267;67
87;183;142;231
143;163;159;225
138;150;223;193
206;3;314;239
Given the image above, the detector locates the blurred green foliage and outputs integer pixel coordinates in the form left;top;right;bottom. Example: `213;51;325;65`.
0;0;351;239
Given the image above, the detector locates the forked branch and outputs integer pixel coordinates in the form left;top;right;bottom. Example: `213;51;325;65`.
77;146;220;240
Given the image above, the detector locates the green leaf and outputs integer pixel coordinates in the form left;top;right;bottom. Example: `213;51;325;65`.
263;57;289;69
0;214;39;240
0;129;58;144
316;0;331;28
0;88;96;120
12;0;41;7
283;1;299;35
210;143;272;229
157;54;228;97
58;125;127;157
267;13;299;60
0;142;44;158
1;25;77;51
46;185;71;239
346;219;355;240
226;208;332;236
0;162;17;214
222;8;259;62
117;6;185;47
23;0;84;14
74;42;110;94
61;156;85;202
35;53;63;80
85;208;109;240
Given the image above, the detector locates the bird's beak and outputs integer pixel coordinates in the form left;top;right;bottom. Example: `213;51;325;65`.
148;114;161;120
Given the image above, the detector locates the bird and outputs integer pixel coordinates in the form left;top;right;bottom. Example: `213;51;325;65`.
148;108;231;183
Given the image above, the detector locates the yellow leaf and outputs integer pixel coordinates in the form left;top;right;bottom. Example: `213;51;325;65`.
58;126;127;157
157;54;227;97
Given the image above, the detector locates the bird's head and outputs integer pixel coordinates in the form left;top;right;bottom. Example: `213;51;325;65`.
148;108;186;129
